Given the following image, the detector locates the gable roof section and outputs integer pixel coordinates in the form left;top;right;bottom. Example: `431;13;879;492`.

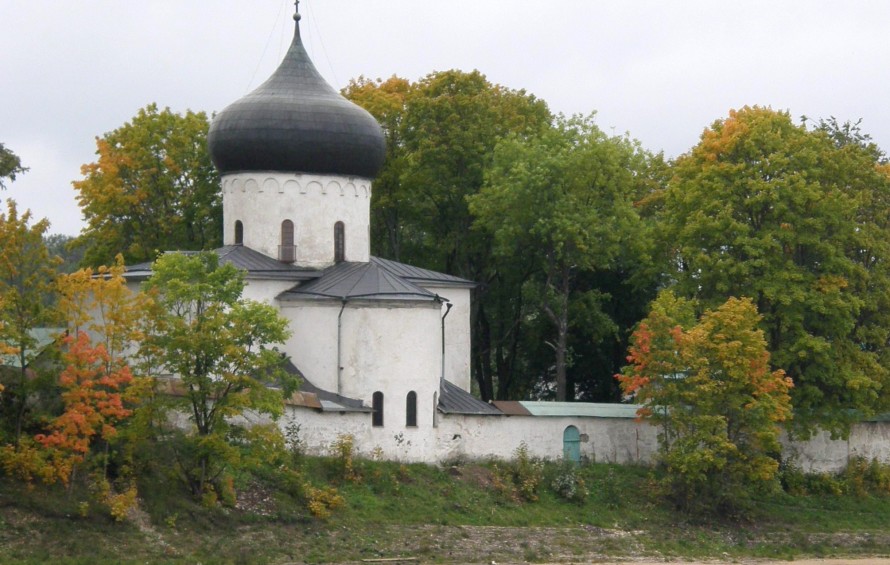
370;256;475;288
279;260;440;302
438;378;502;415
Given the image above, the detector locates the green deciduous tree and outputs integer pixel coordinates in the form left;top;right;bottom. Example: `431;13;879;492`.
346;70;554;401
0;143;28;189
141;251;295;495
343;75;412;260
0;200;60;446
44;234;85;274
471;115;651;400
618;293;793;514
73;104;221;267
661;106;890;434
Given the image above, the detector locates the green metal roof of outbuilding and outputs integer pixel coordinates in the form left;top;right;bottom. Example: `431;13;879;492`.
518;401;642;419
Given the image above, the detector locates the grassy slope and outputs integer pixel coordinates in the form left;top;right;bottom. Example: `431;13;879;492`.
2;459;890;564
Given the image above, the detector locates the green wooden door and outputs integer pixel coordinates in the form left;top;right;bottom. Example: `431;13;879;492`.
563;425;581;463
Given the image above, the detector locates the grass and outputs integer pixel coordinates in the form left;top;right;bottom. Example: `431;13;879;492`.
2;456;890;563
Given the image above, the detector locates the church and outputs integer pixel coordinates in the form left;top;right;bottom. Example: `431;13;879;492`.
125;4;888;470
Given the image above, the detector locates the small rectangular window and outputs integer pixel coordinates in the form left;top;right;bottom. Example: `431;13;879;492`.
372;391;384;427
406;391;417;427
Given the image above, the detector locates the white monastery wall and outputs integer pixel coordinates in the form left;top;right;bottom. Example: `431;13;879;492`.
281;408;659;465
850;422;890;463
281;407;443;463
435;415;658;463
222;172;372;268
781;422;890;473
280;406;890;473
422;285;472;391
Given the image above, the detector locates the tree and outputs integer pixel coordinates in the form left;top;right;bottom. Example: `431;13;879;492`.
343;76;412;260
44;234;85;274
73;104;221;267
0;200;60;446
660;106;890;434
470;115;649;400
33;258;149;484
141;251;295;495
0;143;28;189
618;293;793;514
33;331;135;485
346;71;552;401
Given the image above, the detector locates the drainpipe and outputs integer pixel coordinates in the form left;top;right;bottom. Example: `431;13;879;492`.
440;299;453;381
337;298;347;395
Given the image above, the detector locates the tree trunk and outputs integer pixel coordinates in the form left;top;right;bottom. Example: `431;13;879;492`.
472;301;494;401
555;311;569;401
544;265;573;402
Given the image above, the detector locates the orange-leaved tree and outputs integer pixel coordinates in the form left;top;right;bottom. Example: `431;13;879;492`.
618;292;793;515
35;257;149;488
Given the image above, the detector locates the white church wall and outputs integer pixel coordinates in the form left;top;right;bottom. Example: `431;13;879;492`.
280;302;341;393
222;172;372;268
339;301;442;458
242;278;300;305
422;284;472;392
278;298;444;463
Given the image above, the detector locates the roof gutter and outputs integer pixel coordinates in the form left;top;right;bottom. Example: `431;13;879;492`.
440;298;453;381
337;298;348;396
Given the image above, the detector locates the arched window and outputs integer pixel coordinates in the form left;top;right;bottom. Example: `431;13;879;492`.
234;220;243;245
372;391;384;427
334;221;345;262
406;391;417;427
280;219;295;263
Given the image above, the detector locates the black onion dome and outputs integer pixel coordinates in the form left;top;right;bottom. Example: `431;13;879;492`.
208;11;385;179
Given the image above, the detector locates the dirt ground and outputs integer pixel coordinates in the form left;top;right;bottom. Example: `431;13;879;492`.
588;557;890;565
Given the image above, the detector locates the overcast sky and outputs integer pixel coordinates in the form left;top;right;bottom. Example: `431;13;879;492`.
2;1;889;236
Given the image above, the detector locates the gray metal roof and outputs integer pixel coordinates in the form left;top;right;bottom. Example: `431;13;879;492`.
215;245;320;280
370;257;475;288
123;246;320;282
280;260;440;302
207;9;385;179
438;379;503;415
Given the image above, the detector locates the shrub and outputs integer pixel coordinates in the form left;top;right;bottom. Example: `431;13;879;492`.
303;483;345;520
284;419;305;466
492;442;545;503
330;434;360;483
551;459;588;503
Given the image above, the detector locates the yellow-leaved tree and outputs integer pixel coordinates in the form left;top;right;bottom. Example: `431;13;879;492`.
618;292;793;515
